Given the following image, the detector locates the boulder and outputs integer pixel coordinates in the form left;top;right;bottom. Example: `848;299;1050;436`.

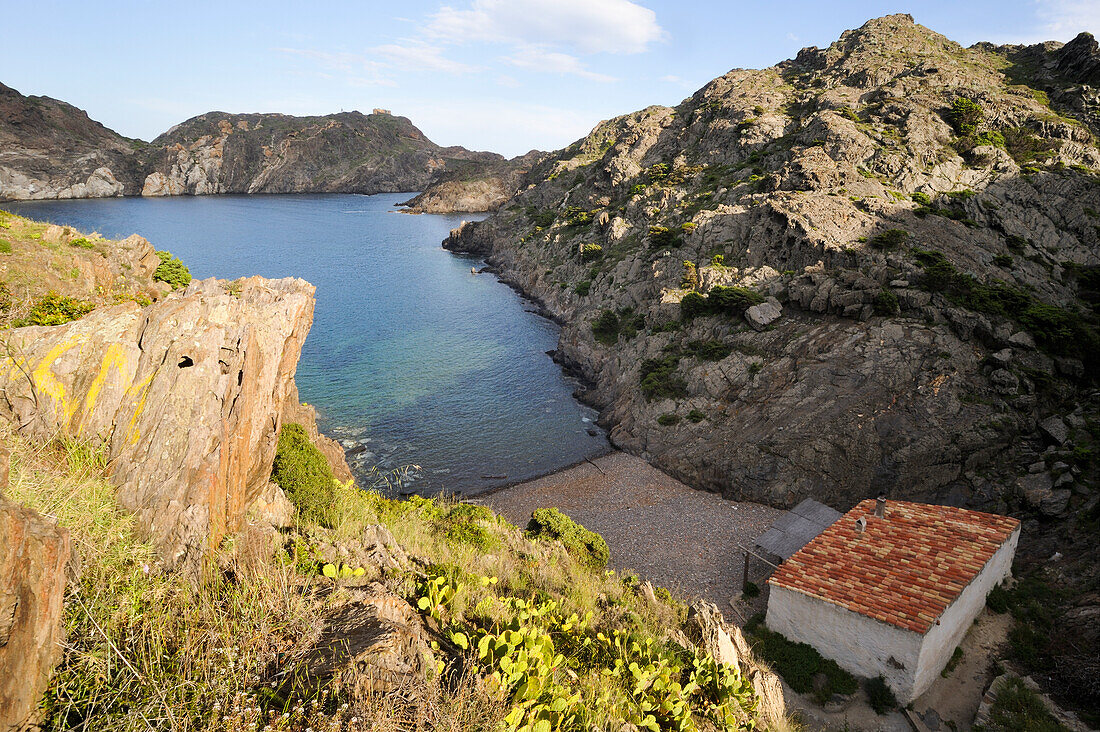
295;585;433;699
1039;416;1070;445
743;297;783;331
0;495;71;731
0;276;316;570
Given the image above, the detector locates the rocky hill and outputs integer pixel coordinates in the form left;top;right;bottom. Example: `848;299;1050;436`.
0;82;144;200
399;150;546;213
142;110;502;196
0;83;503;201
445;15;1099;536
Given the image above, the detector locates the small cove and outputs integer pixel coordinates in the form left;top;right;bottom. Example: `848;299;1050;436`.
6;193;610;494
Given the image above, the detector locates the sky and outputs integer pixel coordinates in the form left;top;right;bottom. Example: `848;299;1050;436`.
2;1;1097;157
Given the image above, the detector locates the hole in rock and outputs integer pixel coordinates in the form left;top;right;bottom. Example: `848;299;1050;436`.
178;356;194;368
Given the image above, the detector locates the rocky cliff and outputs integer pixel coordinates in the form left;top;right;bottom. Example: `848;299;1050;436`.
399;150;546;213
443;15;1100;531
0;84;503;201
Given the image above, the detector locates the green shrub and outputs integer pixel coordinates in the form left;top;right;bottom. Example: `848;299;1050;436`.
687;340;733;361
526;508;609;569
440;504;497;550
984;677;1069;732
580;243;603;262
986;582;1011;613
869;228;908;250
657;412;681;426
639;354;686;401
682;286;765;320
153;251;192;289
742;581;760;598
564;206;592;227
874;288;900;316
865;675;898;714
645;163;670;184
949;97;984;136
592;310;621;345
69;237;96;250
648;225;682;249
1004;127;1055;165
993;254;1013;267
686;409;706;423
911;192;932;206
271;423;336;525
574;280;592;296
527;207;556;228
15;293;95;327
680;222;697;235
747;624;858;703
942;646;964;677
0;239;11;254
710;254;725;267
681;260;699;290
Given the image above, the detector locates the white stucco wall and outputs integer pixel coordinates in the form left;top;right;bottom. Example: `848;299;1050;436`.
766;585;923;698
912;525;1020;698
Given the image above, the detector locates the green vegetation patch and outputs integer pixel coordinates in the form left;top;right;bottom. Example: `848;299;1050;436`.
579;243;603;262
153;250;192;290
272;423;336;525
912;248;1099;367
681;286;765;320
15;293;96;327
745;619;858;705
0;239;12;254
648;225;683;250
591;308;644;345
685;339;733;361
869;228;908;250
977;677;1069;732
526;507;609;569
864;675;898;714
639;354;687;401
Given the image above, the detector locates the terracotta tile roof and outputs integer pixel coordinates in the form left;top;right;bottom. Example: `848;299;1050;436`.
768;499;1020;634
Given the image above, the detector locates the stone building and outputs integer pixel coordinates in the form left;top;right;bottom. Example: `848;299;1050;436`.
766;498;1020;702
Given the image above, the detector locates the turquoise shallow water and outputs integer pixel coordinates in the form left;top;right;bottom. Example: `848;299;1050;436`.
6;194;609;495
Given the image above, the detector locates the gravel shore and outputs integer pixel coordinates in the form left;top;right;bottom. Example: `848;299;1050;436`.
479;451;784;614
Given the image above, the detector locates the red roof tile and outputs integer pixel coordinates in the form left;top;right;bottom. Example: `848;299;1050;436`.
767;500;1019;634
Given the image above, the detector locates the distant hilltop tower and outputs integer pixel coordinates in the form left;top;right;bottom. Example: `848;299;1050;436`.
372;108;391;115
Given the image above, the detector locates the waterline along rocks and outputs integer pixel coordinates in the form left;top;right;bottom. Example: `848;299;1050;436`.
443;15;1100;524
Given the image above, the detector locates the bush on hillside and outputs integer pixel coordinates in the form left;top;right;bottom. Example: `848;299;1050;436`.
526;507;609;569
153;250;192;289
15;292;96;327
272;423;336;524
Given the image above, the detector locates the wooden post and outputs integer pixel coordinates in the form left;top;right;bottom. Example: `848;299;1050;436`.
743;550;750;588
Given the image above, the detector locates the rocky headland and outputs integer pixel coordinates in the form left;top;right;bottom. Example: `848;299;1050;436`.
398;150;546;213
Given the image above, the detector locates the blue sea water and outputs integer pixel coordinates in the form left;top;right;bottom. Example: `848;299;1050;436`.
6;193;609;494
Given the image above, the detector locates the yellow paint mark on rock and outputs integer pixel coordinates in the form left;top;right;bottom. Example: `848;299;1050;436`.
78;344;134;436
32;338;78;429
125;369;157;445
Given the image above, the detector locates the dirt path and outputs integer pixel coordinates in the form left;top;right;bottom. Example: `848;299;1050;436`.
477;451;783;613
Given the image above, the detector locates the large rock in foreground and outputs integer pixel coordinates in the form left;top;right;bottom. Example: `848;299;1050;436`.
0;464;71;731
0;277;315;568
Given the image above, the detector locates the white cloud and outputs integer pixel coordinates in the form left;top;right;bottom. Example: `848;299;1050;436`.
659;74;694;89
401;98;600;156
427;0;665;55
505;46;617;82
276;48;395;86
496;74;522;88
1034;0;1100;40
371;43;482;74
